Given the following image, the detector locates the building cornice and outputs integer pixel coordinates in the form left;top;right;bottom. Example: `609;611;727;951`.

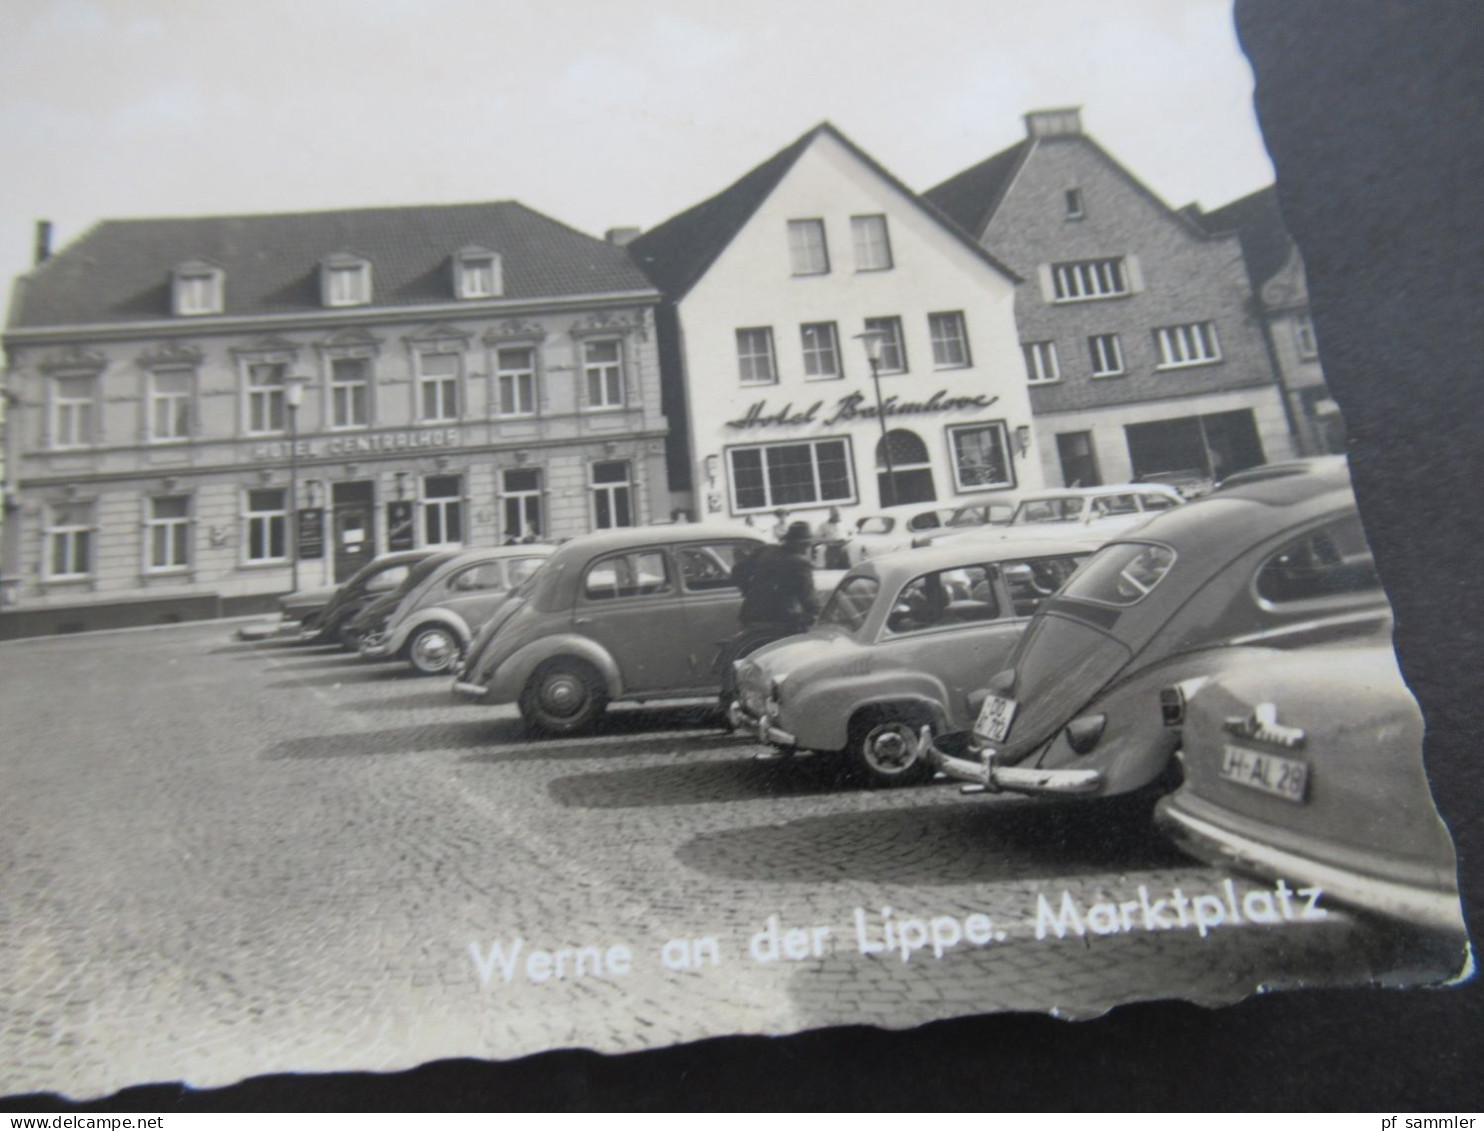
3;289;662;348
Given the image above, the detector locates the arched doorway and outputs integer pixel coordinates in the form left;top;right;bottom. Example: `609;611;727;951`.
876;429;936;506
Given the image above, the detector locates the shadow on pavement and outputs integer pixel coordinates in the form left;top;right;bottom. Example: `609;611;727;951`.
262;654;379;673
265;719;517;759
461;729;753;765
264;667;419;690
341;689;474;712
674;794;1188;886
547;754;868;808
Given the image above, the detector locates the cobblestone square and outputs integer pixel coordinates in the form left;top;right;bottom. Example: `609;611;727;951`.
0;622;1464;1099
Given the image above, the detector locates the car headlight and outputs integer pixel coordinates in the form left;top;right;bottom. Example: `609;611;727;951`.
765;675;788;716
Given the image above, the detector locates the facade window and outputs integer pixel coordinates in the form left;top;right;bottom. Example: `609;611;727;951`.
1154;322;1222;368
1022;341;1061;384
851;214;893;271
736;327;778;385
1294;312;1319;360
45;502;94;579
728;438;855;511
496;347;537;416
149;370;193;441
51;376;96;449
800;322;841;379
457;252;501;300
173;269;223;316
787;219;830;275
862;316;907;374
422;475;464;547
147;496;191;572
244;489;288;563
876;429;936;505
584;340;624;408
928;311;971;369
948;422;1014;491
1089;333;1125;377
590;460;634;529
330;357;370;428
324;261;371;307
417;352;461;421
502;468;543;540
1051;258;1128;301
1065;188;1085;219
246;363;287;434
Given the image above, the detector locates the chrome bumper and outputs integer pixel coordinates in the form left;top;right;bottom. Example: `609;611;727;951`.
452;679;489;702
727;701;798;747
918;731;1103;795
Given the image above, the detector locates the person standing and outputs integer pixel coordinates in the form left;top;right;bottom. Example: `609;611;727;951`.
719;521;819;710
816;506;847;569
769;508;789;542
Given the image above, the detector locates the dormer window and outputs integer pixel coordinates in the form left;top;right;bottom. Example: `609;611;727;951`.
172;262;224;316
455;247;502;300
321;255;371;307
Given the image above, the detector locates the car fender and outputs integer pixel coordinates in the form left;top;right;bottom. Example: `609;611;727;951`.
486;633;624;705
386;608;473;657
779;669;951;752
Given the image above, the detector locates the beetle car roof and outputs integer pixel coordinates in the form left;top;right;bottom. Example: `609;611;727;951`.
1014;483;1184;501
846;536;1104;583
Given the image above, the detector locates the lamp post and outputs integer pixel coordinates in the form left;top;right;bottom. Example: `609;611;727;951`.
284;377;308;594
854;330;896;507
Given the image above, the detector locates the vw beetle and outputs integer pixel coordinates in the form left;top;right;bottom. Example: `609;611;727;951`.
360;545;550;675
1155;643;1464;936
729;539;1092;786
925;459;1394;801
289;550;437;648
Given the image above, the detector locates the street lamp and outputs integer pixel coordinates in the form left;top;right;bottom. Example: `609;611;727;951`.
853;330;896;507
284;376;311;594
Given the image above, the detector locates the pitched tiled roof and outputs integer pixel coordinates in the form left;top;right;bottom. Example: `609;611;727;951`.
630;122;1018;301
922;140;1030;241
9;200;656;330
1201;185;1293;287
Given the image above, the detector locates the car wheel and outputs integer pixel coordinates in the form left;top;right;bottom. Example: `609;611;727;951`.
407;625;461;676
848;709;935;788
520;659;608;735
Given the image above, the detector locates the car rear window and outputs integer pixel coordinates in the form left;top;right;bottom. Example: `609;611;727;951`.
1254;514;1381;605
1062;543;1177;607
818;576;880;634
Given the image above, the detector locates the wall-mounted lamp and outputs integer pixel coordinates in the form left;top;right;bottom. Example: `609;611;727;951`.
704;454;720;487
514;449;530;465
256;468;275;484
394;471;409;501
1014;425;1032;457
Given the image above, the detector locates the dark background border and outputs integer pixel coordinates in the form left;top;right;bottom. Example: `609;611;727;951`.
4;0;1482;1111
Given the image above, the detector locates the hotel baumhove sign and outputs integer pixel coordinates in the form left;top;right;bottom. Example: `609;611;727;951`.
724;389;1000;431
249;427;463;461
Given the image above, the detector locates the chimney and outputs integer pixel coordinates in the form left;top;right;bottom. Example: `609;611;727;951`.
605;227;642;248
1024;108;1083;140
34;220;53;266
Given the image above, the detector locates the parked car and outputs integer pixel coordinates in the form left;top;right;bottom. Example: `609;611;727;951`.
909;500;1017;548
284;551;438;648
359;546;552;675
728;539;1094;786
1213;454;1350;492
452;525;838;734
1155;644;1464;936
925;459;1393;802
932;484;1185;549
839;505;959;564
1134;468;1215;499
341;550;463;653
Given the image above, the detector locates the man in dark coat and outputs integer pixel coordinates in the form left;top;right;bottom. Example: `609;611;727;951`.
718;521;819;712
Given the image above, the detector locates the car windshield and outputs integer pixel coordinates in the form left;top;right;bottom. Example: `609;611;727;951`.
1011;497;1085;524
1061;542;1177;607
818;576;880;635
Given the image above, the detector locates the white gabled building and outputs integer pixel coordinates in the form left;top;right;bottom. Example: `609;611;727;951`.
630;122;1042;529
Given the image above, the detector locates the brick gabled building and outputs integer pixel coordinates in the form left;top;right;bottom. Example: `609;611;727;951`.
927;108;1295;489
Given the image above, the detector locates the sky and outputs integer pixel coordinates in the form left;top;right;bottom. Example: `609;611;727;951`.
0;0;1275;301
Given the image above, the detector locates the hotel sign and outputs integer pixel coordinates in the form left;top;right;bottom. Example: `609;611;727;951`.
250;427;462;461
725;389;999;431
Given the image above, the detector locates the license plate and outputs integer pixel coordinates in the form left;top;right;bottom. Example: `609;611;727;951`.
1219;744;1309;803
974;693;1018;744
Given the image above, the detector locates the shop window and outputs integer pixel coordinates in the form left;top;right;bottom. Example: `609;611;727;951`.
422;475;464;547
590;460;634;529
245;489;288;563
45;502;94;579
729;438;855;512
147;496;191;572
948;422;1014;491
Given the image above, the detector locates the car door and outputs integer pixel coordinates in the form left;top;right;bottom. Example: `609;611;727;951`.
575;547;694;694
675;539;758;688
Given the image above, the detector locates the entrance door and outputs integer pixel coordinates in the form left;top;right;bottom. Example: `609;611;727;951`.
332;481;376;583
1056;431;1102;487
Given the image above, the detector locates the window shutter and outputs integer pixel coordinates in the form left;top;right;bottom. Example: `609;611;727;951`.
1125;255;1145;293
1037;264;1055;303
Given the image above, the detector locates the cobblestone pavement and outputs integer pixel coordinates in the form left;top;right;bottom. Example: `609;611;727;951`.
0;623;1460;1098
